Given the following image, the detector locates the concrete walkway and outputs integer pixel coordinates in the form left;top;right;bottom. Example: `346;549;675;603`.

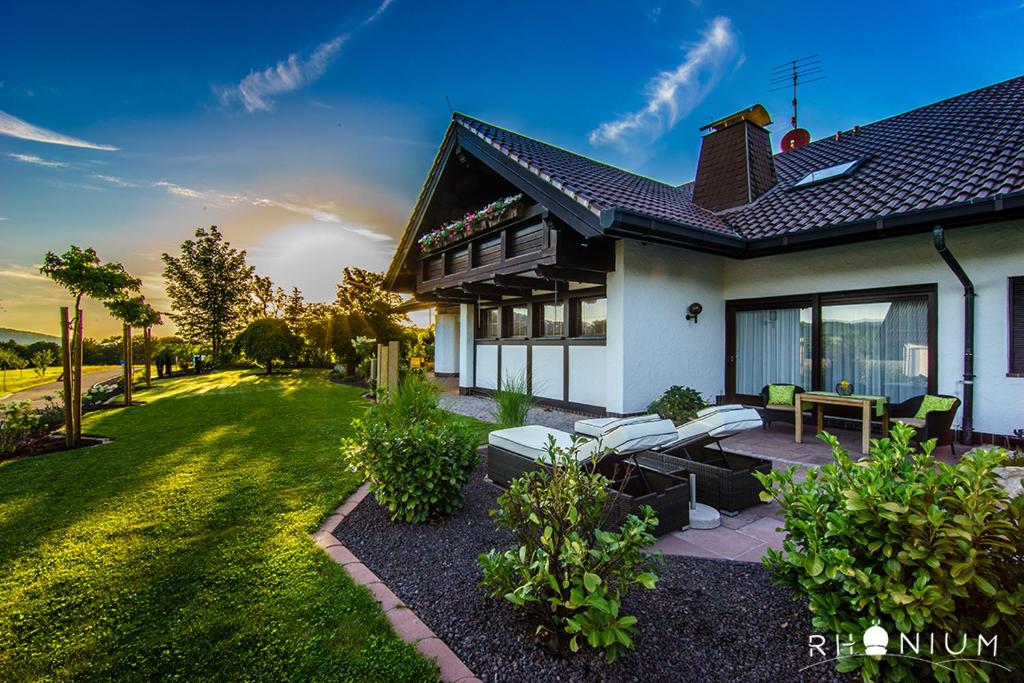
1;368;122;408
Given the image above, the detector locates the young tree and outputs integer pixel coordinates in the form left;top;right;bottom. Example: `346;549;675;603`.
234;318;300;374
32;348;55;377
250;274;286;320
0;347;19;391
283;286;305;329
105;295;162;406
162;226;255;363
335;268;408;342
40;246;141;447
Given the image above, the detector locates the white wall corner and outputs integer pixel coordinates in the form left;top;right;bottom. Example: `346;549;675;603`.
604;240;627;414
458;303;475;388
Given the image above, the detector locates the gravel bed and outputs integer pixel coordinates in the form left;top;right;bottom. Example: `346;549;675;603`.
439;395;583;432
335;464;850;682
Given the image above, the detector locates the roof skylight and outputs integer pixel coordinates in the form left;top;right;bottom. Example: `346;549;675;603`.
794;159;862;188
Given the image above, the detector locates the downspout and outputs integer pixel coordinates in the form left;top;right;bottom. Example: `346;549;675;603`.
932;227;974;444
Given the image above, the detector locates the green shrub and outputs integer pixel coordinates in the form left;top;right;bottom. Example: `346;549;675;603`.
756;424;1024;682
646;385;708;423
342;374;478;523
492;371;535;429
0;398;62;457
478;438;659;662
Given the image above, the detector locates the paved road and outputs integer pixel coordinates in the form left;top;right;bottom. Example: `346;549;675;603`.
1;368;123;407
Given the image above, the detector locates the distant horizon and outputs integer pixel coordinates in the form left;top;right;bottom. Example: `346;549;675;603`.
4;0;1023;338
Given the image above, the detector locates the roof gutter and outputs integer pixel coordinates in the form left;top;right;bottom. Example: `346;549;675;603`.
933;226;975;445
599;207;747;256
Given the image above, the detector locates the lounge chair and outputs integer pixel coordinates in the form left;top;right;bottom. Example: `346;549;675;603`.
573;404;746;439
486;418;679;486
888;394;961;456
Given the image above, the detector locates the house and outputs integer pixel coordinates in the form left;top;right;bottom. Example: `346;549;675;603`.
384;76;1024;444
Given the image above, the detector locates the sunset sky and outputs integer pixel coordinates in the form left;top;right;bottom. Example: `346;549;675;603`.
2;0;1023;338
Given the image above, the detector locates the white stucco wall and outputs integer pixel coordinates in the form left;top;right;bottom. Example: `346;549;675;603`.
501;344;528;386
569;346;606;406
458;304;475;389
531;346;564;400
722;220;1024;437
475;344;498;390
433;312;459;375
605;240;726;414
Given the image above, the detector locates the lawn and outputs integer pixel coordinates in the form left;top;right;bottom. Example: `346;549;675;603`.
0;364;122;395
0;369;447;681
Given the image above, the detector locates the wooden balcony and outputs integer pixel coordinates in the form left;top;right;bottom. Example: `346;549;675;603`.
415;202;611;299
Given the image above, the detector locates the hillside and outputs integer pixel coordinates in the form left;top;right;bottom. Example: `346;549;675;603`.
0;327;60;346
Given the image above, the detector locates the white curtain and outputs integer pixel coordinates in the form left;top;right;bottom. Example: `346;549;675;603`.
821;299;928;402
735;308;812;395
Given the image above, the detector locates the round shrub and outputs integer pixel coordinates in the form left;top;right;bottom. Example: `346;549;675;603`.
478;438;660;662
757;424;1024;681
646;385;708;423
342;374;478;523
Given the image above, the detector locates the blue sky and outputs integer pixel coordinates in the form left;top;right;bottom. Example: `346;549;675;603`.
2;0;1023;335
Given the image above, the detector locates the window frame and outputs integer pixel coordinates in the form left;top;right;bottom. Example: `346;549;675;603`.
534;300;567;339
476;306;500;340
725;284;937;403
503;304;530;339
570;295;608;339
1010;276;1024;377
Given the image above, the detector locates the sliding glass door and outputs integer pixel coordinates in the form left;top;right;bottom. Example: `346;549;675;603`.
821;299;929;403
727;285;936;402
734;307;812;395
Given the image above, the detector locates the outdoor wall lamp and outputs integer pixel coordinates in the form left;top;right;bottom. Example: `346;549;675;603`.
685;302;703;323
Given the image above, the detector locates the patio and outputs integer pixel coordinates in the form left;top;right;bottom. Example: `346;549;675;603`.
441;392;961;564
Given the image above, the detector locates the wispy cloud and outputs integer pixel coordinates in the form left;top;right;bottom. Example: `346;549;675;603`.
217;1;396;113
151;179;393;242
8;152;69;168
0;110;118;150
0;263;49;282
588;16;738;147
90;173;136;187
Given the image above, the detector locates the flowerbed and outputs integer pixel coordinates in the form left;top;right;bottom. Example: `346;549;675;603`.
417;194;523;253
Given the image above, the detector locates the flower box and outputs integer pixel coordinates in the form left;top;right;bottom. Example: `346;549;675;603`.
418;194;523;254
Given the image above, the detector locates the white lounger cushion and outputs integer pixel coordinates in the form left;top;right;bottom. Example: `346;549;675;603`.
658;406;763;450
488;419;678;463
573;414;662;437
574;404;746;437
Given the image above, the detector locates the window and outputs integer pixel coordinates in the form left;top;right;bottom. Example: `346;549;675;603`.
1011;277;1024;375
727;286;936;402
821;299;929;403
477;308;499;338
574;297;607;337
794;159;862;188
505;305;529;338
734;307;812;395
537;302;565;337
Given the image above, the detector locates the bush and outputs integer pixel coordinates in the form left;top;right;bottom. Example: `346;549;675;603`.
0;398;62;457
756;424;1024;682
492;371;535;429
342;374;478;523
478;438;660;662
646;385;708;423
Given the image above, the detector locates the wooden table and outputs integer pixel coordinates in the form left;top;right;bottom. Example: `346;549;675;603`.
795;392;889;454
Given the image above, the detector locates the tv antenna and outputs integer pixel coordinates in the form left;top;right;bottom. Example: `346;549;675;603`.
769;55;826;151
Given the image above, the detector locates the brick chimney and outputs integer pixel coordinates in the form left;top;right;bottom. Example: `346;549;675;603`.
692;104;777;211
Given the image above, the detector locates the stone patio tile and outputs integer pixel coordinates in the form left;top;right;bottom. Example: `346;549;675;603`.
417;637;479;682
387;605;436;644
732;543;771;563
719;510;759;530
737;517;786;547
675;526;765;559
651;534;723;558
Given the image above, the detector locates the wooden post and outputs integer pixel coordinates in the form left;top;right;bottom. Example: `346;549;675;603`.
123;323;133;406
387;340;399;391
144;326;152;388
73;308;83;445
60;306;74;448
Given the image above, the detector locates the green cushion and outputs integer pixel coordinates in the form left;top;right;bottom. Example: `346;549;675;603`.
915;395;956;419
767;384;796;406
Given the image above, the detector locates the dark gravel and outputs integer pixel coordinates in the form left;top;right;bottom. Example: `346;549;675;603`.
335;464;851;682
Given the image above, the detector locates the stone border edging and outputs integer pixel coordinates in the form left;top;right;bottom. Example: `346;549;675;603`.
313;483;481;683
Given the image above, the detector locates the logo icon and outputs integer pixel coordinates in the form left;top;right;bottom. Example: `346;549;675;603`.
863;624;889;656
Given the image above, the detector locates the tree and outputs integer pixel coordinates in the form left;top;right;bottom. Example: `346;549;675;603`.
40;246;141;447
250;274;286;321
234;318;300;374
283;287;305;328
162;226;255;362
335;268;407;341
0;347;19;391
32;349;55;377
105;295;162;405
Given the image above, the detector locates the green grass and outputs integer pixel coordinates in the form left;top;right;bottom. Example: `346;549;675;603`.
1;365;122;396
0;369;441;681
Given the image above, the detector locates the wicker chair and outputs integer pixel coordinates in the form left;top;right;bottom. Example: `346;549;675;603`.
758;384;808;430
888;394;961;456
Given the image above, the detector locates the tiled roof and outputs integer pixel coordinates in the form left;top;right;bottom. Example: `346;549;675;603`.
454;114;737;237
455;75;1024;242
